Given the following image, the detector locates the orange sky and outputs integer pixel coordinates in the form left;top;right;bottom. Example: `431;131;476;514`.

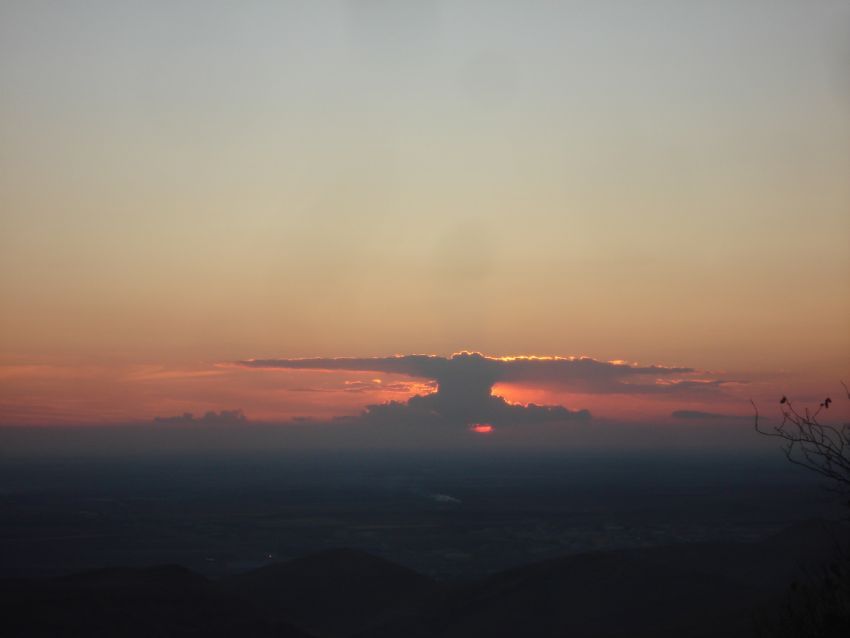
1;3;848;430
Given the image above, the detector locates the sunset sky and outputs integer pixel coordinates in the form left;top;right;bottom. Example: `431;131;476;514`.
1;1;848;431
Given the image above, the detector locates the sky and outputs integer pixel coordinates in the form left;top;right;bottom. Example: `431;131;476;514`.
1;1;848;437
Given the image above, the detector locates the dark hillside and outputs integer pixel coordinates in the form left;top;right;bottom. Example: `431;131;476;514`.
362;520;846;638
1;521;845;638
0;565;312;638
226;548;439;637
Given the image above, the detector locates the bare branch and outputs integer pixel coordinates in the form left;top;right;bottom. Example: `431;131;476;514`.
753;384;850;503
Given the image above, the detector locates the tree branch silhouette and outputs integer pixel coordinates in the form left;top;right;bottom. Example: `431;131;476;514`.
753;382;850;499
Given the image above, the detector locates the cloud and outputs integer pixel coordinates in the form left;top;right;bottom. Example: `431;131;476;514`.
238;351;710;396
342;379;435;394
671;410;754;421
236;351;728;428
287;379;436;395
154;409;247;425
358;391;590;427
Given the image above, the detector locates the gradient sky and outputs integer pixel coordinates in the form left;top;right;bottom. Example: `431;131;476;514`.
1;1;848;429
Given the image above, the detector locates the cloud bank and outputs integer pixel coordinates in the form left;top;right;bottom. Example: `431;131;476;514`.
238;352;722;427
671;410;754;422
154;409;247;425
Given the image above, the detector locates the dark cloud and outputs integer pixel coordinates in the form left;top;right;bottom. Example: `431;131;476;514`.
154;409;247;425
359;392;590;427
672;410;754;422
236;352;722;427
238;352;703;395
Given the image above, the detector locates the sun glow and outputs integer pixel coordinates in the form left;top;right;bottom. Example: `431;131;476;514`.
470;423;494;434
